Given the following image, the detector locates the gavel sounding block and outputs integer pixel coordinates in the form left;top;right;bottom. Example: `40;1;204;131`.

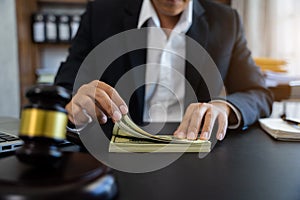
0;152;117;200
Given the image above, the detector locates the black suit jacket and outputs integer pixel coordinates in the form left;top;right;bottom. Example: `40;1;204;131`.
55;0;273;130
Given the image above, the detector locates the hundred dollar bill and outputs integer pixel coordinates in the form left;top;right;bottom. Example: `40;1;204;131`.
110;130;211;153
114;115;206;144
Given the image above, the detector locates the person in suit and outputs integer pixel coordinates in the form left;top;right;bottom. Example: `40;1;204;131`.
55;0;273;141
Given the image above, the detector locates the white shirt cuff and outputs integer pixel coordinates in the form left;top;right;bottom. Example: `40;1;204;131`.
209;100;242;129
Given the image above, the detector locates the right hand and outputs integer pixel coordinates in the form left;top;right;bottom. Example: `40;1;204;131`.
66;80;128;126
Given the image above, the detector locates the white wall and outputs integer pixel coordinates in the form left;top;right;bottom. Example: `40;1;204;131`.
0;0;20;117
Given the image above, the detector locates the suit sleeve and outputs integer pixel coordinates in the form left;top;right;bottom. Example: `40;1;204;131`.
54;2;93;92
224;10;273;129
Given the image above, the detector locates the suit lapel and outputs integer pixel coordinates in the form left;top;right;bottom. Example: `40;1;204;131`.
186;0;208;49
122;0;146;57
185;0;210;105
122;0;147;124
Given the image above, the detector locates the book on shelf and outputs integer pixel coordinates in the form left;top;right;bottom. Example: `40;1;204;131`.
36;67;58;83
109;115;211;153
259;118;300;141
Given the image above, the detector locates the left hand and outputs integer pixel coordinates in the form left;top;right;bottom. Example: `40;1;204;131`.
173;102;230;141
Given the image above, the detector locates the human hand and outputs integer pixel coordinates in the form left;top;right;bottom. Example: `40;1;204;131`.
66;80;128;126
173;102;230;141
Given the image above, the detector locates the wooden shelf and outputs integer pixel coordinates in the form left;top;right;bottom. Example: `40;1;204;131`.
37;43;71;49
16;0;85;107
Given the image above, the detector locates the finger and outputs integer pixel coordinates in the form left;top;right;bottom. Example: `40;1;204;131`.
79;81;127;119
174;104;197;139
186;106;206;140
68;102;91;126
216;112;228;141
94;89;122;122
97;82;128;115
95;108;108;124
200;107;216;140
65;102;75;123
73;94;98;120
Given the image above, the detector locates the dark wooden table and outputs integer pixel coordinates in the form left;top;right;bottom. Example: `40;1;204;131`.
113;125;300;200
0;125;300;200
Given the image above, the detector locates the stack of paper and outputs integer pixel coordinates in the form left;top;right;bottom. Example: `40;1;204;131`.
109;115;211;153
263;71;300;87
259;118;300;141
36;67;58;84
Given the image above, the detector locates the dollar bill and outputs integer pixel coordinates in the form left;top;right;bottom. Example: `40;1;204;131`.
113;115;207;144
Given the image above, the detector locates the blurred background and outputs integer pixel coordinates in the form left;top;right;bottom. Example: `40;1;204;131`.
0;0;299;118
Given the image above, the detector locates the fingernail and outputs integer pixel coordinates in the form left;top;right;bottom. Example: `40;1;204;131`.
113;111;122;121
120;105;128;114
218;133;224;140
101;115;107;123
187;132;196;140
175;131;185;139
201;132;209;139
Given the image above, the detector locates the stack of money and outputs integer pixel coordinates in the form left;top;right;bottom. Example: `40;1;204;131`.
109;115;211;153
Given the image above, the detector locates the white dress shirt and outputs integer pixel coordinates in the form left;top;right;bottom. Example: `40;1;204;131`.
138;0;192;122
137;0;241;128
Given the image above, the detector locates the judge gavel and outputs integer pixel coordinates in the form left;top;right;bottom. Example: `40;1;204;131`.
16;84;71;167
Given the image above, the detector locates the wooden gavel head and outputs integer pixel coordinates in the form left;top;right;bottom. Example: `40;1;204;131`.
16;84;71;167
